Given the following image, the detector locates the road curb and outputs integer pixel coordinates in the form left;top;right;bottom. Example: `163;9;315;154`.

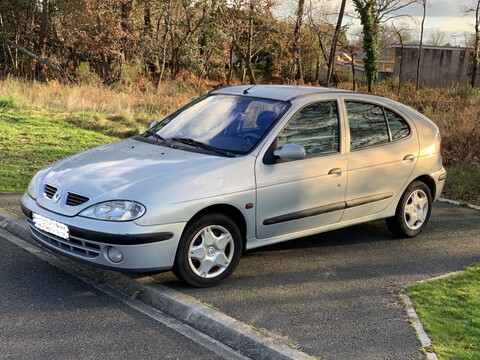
0;210;313;360
139;282;311;360
399;291;438;360
438;197;480;211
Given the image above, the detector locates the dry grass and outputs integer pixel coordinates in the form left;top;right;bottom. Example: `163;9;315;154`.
0;76;206;122
399;86;479;167
1;77;478;203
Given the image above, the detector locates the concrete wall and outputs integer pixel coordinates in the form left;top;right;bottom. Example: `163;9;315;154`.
393;46;480;88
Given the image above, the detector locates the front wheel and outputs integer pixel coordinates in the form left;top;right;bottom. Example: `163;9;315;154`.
173;213;242;287
386;181;432;238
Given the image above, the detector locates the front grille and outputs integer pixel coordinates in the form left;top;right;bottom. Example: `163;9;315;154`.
27;220;101;259
66;193;90;206
44;184;57;199
43;183;90;206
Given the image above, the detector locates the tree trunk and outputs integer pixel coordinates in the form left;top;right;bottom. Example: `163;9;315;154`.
157;0;172;89
227;43;234;85
416;0;426;90
351;56;356;91
327;0;347;87
101;51;111;84
293;0;305;83
246;1;256;84
1;35;75;83
353;0;379;92
120;0;133;63
144;0;152;33
392;23;405;95
35;0;48;81
471;0;480;87
315;58;320;83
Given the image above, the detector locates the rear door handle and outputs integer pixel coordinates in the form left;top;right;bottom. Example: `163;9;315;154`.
328;168;342;176
403;154;415;162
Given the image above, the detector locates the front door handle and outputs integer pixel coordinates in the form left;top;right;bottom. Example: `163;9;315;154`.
328;168;342;176
403;154;415;162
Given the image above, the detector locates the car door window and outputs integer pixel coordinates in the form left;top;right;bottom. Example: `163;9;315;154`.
346;102;389;150
277;101;339;156
385;108;410;140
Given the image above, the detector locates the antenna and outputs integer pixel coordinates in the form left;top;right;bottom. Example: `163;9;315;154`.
243;85;255;94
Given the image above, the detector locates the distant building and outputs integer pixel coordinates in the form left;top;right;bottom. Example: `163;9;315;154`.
392;44;480;88
335;47;395;82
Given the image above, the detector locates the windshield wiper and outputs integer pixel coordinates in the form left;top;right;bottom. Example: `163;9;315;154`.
172;138;235;157
143;130;178;148
144;129;167;143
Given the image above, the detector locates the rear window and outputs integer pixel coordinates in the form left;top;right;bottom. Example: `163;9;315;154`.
345;101;411;151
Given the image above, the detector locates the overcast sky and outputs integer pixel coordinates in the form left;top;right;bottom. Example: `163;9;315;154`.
382;0;477;45
276;0;478;46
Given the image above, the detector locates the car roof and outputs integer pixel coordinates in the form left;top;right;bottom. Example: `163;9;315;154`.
211;85;358;102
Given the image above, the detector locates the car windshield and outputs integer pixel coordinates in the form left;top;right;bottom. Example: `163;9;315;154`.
147;94;289;155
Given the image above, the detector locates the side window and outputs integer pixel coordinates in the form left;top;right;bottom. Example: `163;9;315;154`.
385;109;410;140
346;102;389;150
277;101;339;156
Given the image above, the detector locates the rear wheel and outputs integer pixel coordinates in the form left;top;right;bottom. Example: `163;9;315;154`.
386;180;432;238
173;213;242;287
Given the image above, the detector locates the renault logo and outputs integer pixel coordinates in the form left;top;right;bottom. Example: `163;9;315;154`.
53;190;62;203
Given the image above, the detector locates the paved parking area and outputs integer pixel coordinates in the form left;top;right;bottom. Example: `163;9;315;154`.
151;203;480;359
2;193;479;359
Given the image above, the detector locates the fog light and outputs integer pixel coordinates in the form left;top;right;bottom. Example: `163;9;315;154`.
107;246;124;263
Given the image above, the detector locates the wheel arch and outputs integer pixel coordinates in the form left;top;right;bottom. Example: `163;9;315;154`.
411;175;436;199
186;204;248;251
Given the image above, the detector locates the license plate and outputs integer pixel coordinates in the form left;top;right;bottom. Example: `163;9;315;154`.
32;213;70;240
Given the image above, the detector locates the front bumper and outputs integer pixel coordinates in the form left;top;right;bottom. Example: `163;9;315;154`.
21;194;186;272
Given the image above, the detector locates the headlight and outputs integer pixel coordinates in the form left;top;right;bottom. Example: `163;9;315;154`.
27;173;38;200
80;201;146;221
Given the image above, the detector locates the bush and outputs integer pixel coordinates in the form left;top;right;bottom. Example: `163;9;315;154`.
0;96;15;109
76;62;102;86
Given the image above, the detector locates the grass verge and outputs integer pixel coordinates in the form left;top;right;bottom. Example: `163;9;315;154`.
0;79;479;206
0;107;120;191
407;265;480;359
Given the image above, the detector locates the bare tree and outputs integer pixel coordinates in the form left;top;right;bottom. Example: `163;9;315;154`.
391;22;412;94
345;43;359;90
352;0;417;92
462;0;480;87
292;0;305;83
2;35;75;83
416;0;426;90
221;0;276;85
326;0;347;87
35;0;48;80
428;29;447;46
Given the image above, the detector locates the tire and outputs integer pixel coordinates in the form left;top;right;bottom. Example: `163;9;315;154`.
386;180;432;238
173;213;242;287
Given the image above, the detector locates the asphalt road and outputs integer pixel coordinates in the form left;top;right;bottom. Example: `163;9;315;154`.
151;202;480;360
0;230;226;360
2;194;480;359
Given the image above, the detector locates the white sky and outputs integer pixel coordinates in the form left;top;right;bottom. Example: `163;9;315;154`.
275;0;478;47
378;0;477;46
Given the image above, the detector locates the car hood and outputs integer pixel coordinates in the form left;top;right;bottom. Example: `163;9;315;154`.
36;138;254;216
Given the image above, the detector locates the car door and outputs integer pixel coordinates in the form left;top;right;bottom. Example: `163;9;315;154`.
255;99;347;239
340;98;419;221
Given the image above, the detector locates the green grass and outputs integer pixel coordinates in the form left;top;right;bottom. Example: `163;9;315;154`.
408;265;480;359
442;163;480;205
0;107;121;192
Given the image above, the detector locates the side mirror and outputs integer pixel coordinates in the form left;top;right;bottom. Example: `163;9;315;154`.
149;121;158;129
273;144;306;161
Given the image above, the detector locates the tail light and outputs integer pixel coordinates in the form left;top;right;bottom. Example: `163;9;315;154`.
437;133;443;158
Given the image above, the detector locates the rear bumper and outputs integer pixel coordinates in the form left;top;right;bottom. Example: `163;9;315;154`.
432;167;447;202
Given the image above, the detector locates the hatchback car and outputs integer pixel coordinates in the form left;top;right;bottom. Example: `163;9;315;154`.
22;85;446;287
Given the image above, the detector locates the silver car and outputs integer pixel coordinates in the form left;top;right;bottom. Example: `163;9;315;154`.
22;85;446;287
